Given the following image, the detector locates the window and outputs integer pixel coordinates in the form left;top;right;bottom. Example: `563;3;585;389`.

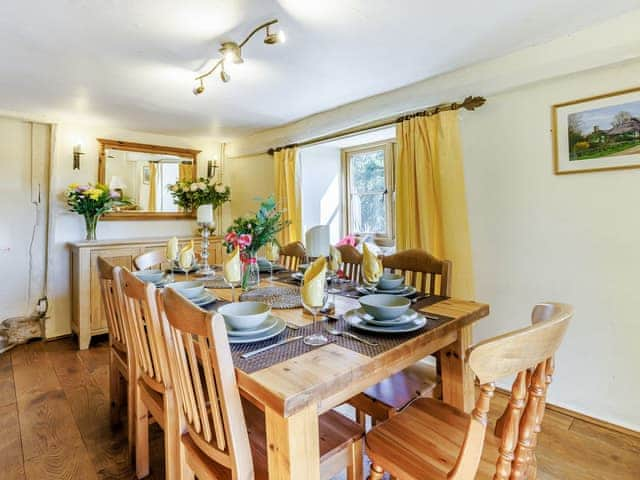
342;141;395;239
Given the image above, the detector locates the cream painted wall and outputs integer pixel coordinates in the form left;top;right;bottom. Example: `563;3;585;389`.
0;118;50;319
461;58;640;432
226;153;275;221
299;146;342;243
227;11;640;430
46;123;224;339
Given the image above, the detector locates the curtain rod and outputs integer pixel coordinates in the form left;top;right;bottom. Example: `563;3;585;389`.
260;95;486;156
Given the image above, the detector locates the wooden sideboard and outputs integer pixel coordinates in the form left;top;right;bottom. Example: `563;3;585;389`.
69;236;223;349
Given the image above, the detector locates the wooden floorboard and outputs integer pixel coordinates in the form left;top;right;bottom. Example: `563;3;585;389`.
1;337;639;479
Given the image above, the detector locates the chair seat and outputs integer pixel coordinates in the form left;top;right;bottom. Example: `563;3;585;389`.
184;399;364;480
365;397;499;480
360;361;439;412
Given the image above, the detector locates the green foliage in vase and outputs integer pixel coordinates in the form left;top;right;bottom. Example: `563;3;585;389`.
168;177;231;211
223;195;290;256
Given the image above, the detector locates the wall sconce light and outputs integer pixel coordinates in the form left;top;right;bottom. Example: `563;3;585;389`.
73;143;85;170
207;160;219;178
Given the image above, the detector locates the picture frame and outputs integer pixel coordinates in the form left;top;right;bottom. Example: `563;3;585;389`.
142;165;150;184
552;86;640;174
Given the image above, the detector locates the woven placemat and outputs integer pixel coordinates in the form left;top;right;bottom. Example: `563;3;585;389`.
239;286;302;309
229;299;452;373
203;277;232;289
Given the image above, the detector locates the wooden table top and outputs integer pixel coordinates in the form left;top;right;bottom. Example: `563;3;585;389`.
188;274;489;418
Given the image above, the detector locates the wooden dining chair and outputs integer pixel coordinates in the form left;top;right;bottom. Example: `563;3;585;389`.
349;248;451;425
493;302;566;478
97;257;135;460
120;267;180;479
134;249;165;271
279;240;306;270
157;287;365;480
337;244;363;282
366;303;573;480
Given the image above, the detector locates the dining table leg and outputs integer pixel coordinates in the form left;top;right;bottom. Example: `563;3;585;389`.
440;325;475;412
265;404;320;480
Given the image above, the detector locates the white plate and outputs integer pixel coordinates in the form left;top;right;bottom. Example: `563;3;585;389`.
357;285;417;297
191;291;217;306
344;308;426;333
227;316;286;344
356;308;420;326
226;314;278;337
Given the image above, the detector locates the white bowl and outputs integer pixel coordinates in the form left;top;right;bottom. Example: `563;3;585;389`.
218;302;271;331
377;273;404;290
359;294;411;320
166;281;205;299
134;269;165;284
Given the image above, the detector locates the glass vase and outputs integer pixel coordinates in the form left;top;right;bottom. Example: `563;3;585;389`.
241;254;260;291
84;214;100;241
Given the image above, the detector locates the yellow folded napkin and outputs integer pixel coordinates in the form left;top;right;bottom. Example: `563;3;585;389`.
329;245;342;272
178;241;195;270
223;246;242;283
301;256;327;308
166;236;179;261
362;243;383;284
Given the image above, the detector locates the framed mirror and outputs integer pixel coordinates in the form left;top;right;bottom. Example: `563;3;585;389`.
97;138;200;220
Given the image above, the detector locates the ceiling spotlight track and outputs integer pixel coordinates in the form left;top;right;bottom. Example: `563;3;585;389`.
193;19;285;95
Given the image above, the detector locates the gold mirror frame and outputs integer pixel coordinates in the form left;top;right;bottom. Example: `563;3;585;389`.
97;138;200;220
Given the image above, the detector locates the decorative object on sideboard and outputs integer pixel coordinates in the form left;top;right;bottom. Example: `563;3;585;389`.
196;204;216;276
192;19;285;95
553;86;640;174
65;182;118;240
72;143;85;170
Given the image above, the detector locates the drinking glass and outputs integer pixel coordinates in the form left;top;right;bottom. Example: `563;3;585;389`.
224;274;240;302
266;242;279;281
301;278;329;346
180;254;194;281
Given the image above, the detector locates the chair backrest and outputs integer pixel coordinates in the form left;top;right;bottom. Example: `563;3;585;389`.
336;244;363;282
134;249;165;271
279;241;306;270
158;287;253;478
120;267;171;391
97;256;128;352
448;304;573;480
381;248;451;296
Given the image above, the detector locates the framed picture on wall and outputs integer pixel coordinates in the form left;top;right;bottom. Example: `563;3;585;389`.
553;86;640;174
142;165;150;184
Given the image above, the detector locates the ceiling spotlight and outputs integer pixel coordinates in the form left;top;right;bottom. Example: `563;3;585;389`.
219;42;243;64
264;25;285;45
220;65;230;83
193;19;284;93
192;79;205;95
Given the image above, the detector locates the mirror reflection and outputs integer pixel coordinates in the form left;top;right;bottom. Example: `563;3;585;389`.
104;149;194;212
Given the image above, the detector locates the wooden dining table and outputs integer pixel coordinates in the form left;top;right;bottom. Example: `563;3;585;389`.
183;273;489;480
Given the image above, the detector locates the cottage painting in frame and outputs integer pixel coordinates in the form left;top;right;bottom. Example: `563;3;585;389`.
553;87;640;174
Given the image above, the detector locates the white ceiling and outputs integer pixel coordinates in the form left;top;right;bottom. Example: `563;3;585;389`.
0;1;638;139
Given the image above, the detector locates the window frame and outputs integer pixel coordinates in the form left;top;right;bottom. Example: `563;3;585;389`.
341;140;396;240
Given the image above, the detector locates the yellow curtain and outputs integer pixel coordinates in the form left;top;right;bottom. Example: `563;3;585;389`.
395;110;475;299
179;162;193;180
273;147;302;245
148;162;157;211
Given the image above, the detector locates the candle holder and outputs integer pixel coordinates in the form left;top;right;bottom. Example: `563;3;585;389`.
197;221;216;277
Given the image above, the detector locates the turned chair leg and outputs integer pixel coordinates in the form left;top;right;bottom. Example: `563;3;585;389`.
109;353;122;427
135;385;150;479
368;463;385;480
347;439;364;480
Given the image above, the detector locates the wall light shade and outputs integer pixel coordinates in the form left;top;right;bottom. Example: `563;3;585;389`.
73;143;85;170
192;79;205;95
220;68;230;83
264;26;286;44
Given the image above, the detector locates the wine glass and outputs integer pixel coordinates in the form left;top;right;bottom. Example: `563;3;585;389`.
266;242;279;281
301;277;329;346
224;273;240;302
179;252;194;281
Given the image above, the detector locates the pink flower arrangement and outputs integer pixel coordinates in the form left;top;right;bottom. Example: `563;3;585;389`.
224;231;253;250
336;235;357;247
